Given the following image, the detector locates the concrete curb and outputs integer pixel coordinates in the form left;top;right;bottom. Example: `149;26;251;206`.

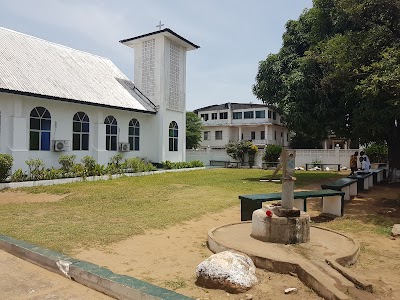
0;234;194;300
0;167;205;190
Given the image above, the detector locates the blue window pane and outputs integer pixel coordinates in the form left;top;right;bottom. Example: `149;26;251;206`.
30;118;40;130
129;127;134;136
174;130;178;137
129;137;134;150
169;139;173;151
111;125;117;135
41;132;50;150
41;119;51;130
134;128;140;136
106;125;110;134
82;122;89;133
83;114;89;122
30;131;39;150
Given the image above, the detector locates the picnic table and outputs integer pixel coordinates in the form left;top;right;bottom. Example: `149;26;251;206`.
347;172;373;193
321;178;357;200
238;189;345;221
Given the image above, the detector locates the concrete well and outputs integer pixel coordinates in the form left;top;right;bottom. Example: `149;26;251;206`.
251;206;310;244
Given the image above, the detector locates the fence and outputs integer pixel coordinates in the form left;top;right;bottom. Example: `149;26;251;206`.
186;148;359;168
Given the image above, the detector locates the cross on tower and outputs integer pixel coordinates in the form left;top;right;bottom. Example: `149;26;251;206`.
156;21;164;30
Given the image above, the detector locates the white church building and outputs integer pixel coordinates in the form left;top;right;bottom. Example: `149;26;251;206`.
0;27;199;171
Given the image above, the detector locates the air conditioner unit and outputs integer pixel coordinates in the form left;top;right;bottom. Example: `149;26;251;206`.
53;140;67;152
118;142;130;152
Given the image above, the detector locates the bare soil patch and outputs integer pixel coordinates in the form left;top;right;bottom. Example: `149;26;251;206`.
3;180;400;299
0;191;67;204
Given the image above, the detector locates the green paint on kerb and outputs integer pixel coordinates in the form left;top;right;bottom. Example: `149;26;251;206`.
0;234;73;261
0;234;194;300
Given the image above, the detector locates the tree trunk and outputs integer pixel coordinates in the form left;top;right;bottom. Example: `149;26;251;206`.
387;121;400;183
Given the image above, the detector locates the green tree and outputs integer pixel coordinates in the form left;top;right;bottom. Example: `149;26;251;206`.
186;112;203;149
226;141;254;163
253;0;400;181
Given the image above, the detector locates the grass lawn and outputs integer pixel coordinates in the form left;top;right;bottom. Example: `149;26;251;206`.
0;169;341;254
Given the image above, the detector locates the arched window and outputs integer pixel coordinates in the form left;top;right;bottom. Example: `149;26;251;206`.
129;119;140;151
169;121;178;151
73;112;89;150
105;116;118;151
30;107;51;150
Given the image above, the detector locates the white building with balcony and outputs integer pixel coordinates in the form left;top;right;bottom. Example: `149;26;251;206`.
193;103;290;149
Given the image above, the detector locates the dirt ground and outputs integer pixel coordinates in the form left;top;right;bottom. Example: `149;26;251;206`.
1;181;400;300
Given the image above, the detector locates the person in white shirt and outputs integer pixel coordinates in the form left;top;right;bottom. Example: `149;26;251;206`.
359;157;370;172
360;151;371;171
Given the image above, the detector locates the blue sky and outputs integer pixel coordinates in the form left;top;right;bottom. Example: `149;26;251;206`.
0;0;313;111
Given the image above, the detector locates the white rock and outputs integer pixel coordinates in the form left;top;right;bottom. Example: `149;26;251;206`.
196;251;258;293
284;287;297;294
392;224;400;236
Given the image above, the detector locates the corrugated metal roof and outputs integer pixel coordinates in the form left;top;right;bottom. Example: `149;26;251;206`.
0;27;156;113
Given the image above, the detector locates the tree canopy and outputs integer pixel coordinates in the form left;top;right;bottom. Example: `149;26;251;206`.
253;0;400;176
186;112;203;149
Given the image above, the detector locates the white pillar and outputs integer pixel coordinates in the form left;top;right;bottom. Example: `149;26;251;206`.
238;126;242;141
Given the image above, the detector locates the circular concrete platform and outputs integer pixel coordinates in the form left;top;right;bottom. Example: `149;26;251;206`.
208;222;370;300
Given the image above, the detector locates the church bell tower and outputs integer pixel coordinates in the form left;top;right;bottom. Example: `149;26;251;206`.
120;28;199;163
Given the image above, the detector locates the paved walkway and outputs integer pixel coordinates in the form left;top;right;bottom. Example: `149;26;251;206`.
0;250;111;300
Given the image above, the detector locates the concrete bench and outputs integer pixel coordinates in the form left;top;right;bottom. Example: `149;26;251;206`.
321;178;357;201
238;189;345;221
262;162;280;169
347;172;372;192
305;163;341;171
209;160;241;168
369;168;384;184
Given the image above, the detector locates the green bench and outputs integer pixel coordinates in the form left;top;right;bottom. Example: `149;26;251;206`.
321;178;357;201
238;189;345;221
347;172;373;193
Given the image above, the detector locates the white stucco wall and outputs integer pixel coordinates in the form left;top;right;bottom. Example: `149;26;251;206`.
0;93;168;172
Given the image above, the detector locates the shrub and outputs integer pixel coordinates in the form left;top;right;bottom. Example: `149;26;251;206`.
189;160;204;168
364;143;388;163
25;158;45;181
82;156;96;176
73;163;86;178
11;168;27;182
0;154;13;181
58;155;76;173
263;144;282;162
43;168;63;180
125;157;156;173
108;153;124;174
248;145;258;168
162;160;204;169
226;141;253;163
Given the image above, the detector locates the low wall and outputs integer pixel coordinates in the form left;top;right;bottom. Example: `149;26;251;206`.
186;148;360;169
